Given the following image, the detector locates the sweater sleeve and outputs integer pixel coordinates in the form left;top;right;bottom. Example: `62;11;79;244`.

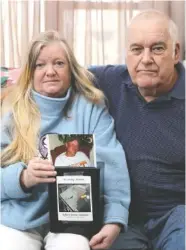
90;102;131;231
1;115;32;201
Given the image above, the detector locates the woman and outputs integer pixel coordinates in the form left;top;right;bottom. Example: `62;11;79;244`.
1;30;130;250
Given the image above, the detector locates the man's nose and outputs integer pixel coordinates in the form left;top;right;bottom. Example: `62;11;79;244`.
46;65;56;76
141;49;153;64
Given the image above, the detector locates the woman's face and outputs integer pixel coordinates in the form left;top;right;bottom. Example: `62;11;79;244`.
33;42;71;97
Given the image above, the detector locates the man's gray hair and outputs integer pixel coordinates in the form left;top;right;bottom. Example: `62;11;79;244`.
128;9;179;45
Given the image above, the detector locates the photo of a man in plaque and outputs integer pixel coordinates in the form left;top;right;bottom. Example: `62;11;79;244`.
40;134;96;167
55;138;91;167
58;183;91;213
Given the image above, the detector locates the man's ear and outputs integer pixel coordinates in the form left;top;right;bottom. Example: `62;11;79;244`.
174;42;180;64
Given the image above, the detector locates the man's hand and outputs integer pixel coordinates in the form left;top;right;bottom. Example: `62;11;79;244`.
89;224;121;250
20;157;56;189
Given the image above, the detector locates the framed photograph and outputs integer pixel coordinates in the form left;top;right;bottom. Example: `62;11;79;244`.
48;167;100;233
39;133;96;168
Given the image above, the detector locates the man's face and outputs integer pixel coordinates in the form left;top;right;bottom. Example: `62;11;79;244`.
66;140;79;156
125;18;180;95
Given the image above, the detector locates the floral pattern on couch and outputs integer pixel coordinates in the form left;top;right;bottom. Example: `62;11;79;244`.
0;67;21;87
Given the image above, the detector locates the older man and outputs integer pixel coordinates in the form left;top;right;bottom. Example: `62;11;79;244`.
90;10;185;250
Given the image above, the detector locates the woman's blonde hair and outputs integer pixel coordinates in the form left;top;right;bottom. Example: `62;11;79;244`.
1;30;104;167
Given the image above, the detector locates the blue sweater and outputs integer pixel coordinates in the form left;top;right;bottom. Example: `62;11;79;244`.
90;63;185;223
1;88;130;230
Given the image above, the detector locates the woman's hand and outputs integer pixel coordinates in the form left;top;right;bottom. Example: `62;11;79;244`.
89;223;121;250
20;157;56;189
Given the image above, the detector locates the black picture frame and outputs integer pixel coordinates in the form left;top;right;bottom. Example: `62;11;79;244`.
48;167;100;235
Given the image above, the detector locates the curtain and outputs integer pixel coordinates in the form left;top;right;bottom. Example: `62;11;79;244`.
1;0;44;67
1;0;185;67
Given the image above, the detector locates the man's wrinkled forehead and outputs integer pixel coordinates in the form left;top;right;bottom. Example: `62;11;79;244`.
128;32;169;47
126;17;171;45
